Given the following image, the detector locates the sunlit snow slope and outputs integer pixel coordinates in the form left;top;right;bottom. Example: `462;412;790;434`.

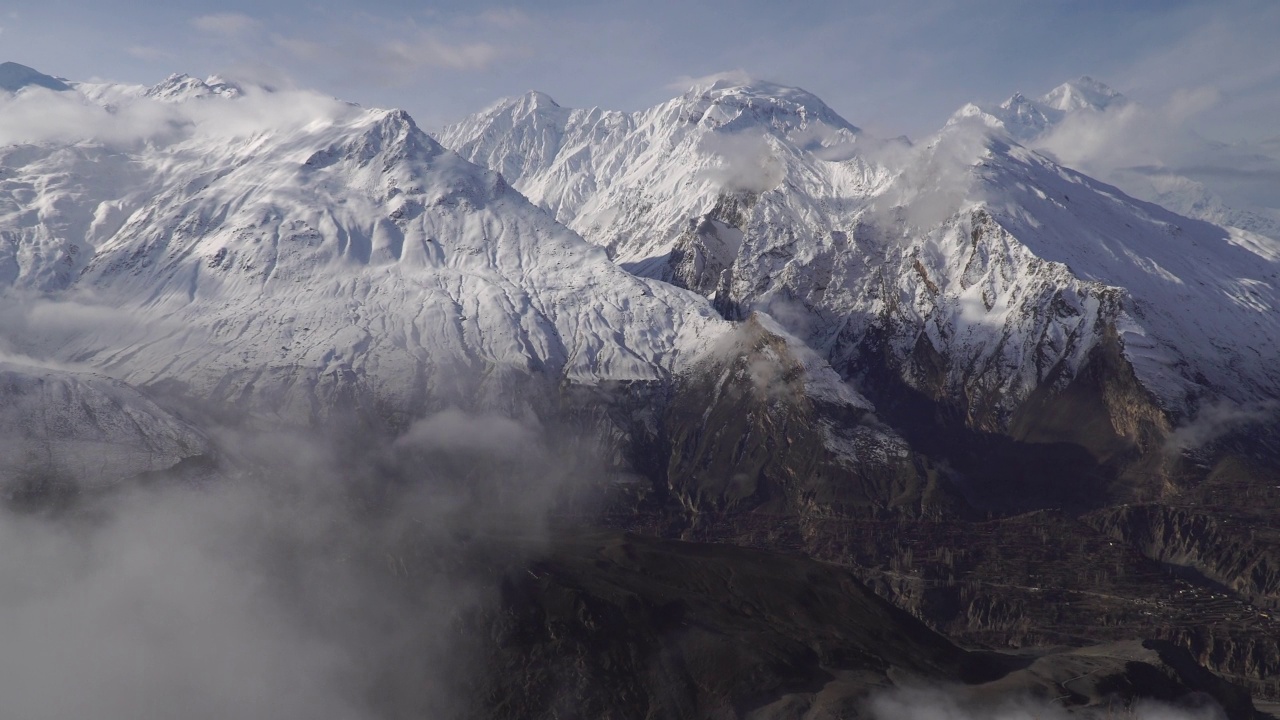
443;78;1280;428
0;70;727;420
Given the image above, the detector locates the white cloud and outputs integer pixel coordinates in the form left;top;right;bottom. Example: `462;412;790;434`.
1029;86;1280;219
267;12;519;88
695;132;785;194
0;405;599;718
0;83;356;153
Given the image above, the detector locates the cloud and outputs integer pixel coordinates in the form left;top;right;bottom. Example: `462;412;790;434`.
267;13;520;89
0;82;357;148
0;87;184;148
380;33;505;72
1166;399;1280;454
696;132;785;194
1027;85;1280;218
869;116;991;229
477;8;531;29
191;12;260;37
666;69;756;93
1116;4;1280;107
0;405;602;717
270;34;325;63
865;684;1227;720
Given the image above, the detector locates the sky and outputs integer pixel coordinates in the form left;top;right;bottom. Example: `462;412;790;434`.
0;0;1278;142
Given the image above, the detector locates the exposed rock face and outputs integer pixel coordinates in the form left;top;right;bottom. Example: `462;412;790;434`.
444;82;1280;511
589;314;967;548
469;532;1256;720
1086;505;1280;611
658;315;942;519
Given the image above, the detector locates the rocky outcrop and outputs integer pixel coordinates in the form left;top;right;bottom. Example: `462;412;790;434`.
1085;505;1280;611
469;532;1256;719
622;315;963;534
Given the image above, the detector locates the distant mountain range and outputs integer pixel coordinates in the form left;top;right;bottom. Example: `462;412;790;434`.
952;76;1280;241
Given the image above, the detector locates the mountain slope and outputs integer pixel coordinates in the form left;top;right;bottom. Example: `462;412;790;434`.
444;79;1278;420
0;361;209;494
0;62;70;93
0;66;935;518
0;76;730;421
952;77;1280;241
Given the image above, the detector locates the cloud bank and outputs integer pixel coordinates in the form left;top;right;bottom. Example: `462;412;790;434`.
0;406;601;719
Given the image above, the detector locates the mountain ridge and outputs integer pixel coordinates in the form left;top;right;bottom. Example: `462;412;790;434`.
442;79;1280;438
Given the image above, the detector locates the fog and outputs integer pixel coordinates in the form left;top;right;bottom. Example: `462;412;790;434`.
867;684;1227;720
869;117;992;230
696;132;786;194
1166;399;1280;456
1030;90;1280;225
0;407;598;719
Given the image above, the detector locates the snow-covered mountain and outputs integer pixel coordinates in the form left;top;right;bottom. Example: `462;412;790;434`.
0;361;208;489
5;62;1277;506
0;65;931;514
0;62;70;94
441;79;883;270
442;78;1280;464
0;71;735;422
949;76;1126;143
952;77;1280;241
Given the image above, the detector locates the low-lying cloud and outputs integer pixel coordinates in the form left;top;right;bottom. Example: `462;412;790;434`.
867;684;1227;720
0;82;358;150
1166;399;1280;454
0;405;601;719
696;132;785;194
1029;88;1280;223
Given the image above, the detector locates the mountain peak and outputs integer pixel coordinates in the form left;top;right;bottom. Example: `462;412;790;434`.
518;90;560;110
676;77;859;135
683;76;827;110
1040;76;1124;112
999;91;1032;109
0;61;70;93
145;73;244;102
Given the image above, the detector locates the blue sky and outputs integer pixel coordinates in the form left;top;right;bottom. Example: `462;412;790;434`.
1;0;1277;140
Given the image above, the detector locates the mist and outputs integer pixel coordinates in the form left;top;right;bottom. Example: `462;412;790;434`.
867;684;1227;720
1030;89;1280;224
0;82;360;150
0;406;601;719
869;116;992;230
1165;399;1280;455
696;132;786;194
